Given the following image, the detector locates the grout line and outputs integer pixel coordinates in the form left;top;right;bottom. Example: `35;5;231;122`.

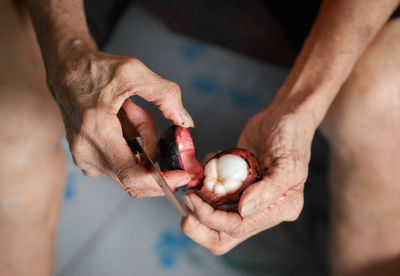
57;197;133;276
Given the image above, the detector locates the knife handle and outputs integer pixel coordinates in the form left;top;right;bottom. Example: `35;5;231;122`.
128;137;144;155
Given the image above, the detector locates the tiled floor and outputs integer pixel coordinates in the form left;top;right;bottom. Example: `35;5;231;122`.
55;4;329;275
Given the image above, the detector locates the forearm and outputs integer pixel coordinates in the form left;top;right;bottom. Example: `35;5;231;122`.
26;0;97;69
273;0;399;129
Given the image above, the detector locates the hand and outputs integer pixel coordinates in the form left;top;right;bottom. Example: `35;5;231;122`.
48;45;194;197
181;105;315;254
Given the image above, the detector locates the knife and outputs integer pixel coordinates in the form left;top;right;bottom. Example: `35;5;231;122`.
117;109;188;217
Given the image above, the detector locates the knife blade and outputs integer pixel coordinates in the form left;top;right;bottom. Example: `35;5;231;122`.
128;137;188;217
117;109;188;217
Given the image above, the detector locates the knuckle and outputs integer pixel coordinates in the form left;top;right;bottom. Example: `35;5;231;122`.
125;57;141;67
166;82;181;97
118;57;142;73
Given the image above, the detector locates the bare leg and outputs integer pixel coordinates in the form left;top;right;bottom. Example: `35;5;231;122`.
321;19;400;275
0;1;66;275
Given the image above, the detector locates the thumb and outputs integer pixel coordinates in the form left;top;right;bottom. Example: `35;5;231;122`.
120;98;158;160
162;170;192;190
238;166;289;217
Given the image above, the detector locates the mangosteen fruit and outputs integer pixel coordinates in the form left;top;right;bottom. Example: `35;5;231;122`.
158;126;261;208
196;149;261;207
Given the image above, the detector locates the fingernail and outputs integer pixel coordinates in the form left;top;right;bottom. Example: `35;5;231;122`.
240;199;258;217
180;109;194;128
183;195;195;212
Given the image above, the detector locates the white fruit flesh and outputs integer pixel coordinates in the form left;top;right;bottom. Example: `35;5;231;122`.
204;154;249;196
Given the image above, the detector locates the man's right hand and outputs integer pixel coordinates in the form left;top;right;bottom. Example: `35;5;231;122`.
47;45;193;197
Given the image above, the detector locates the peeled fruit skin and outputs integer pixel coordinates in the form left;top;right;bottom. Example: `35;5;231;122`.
158;126;204;187
158;126;261;208
158;126;181;170
196;149;262;207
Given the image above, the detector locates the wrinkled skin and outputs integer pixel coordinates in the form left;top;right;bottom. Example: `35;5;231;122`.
181;104;313;254
49;46;194;197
